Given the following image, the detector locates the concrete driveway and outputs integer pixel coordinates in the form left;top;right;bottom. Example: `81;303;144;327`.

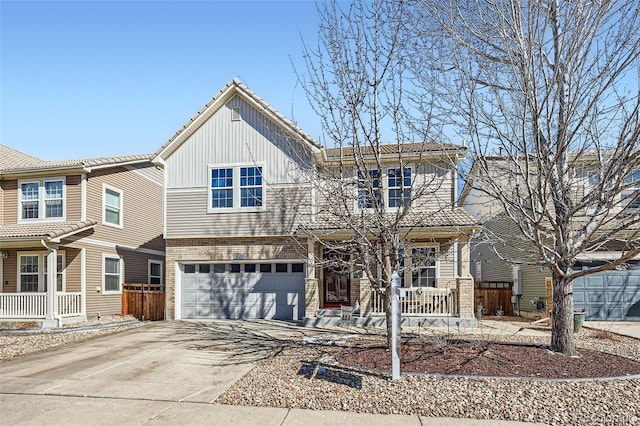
0;320;315;425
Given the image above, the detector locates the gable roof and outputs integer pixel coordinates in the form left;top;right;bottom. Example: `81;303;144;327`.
0;145;154;177
153;79;322;164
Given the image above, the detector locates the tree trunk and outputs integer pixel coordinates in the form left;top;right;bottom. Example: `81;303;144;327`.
550;274;577;356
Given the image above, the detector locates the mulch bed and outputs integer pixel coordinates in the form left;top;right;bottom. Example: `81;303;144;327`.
338;338;640;379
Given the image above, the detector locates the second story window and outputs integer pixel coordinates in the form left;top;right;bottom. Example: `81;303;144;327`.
358;169;380;209
623;170;640;210
211;168;234;208
19;178;65;222
209;164;264;212
388;168;411;207
240;166;263;207
104;185;123;227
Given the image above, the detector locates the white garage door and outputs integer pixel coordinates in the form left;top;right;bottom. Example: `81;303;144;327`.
181;262;306;320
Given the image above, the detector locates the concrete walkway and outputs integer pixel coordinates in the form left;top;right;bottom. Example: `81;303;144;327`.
584;321;640;339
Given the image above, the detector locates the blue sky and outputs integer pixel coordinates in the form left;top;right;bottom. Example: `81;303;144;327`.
1;0;324;160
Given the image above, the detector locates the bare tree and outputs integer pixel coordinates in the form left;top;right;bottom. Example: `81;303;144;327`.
409;0;640;355
295;0;475;345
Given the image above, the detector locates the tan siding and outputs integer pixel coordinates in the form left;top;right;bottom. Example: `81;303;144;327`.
86;165;164;252
83;246;121;317
2;179;18;223
63;248;82;293
166;186;310;238
65;175;82;220
2;251;18;292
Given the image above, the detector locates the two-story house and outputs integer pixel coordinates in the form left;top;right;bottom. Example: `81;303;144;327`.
153;79;479;325
0;145;165;326
461;156;640;321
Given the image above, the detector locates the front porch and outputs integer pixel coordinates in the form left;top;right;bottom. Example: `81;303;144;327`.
0;291;85;327
303;277;477;328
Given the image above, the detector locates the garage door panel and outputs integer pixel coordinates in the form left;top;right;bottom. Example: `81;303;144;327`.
181;265;305;320
573;270;640;321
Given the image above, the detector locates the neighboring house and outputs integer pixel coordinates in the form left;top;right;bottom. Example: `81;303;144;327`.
461;157;640;321
153;79;479;324
0;145;165;326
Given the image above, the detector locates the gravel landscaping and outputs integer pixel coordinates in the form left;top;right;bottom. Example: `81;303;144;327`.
216;325;640;425
2;317;638;425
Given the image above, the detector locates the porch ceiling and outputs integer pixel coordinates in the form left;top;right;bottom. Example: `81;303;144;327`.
0;220;97;248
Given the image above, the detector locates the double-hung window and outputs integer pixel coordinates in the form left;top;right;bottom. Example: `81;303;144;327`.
208;164;264;212
211;168;234;208
19;252;65;292
19;178;65;221
148;260;163;284
103;256;122;293
358;169;380;209
240;166;263;207
104;185;123;227
411;247;437;287
388;168;411;207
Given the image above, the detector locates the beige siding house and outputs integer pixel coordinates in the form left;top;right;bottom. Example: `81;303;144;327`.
0;145;164;326
154;79;479;324
461;157;640;320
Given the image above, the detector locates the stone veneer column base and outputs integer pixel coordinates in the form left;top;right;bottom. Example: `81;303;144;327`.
304;278;319;317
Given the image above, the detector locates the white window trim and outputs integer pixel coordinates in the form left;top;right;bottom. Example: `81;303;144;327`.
407;244;439;288
17;177;66;223
387;166;412;208
354;166;415;212
148;259;163;284
102;254;123;294
17;251;66;292
207;163;266;213
103;184;124;229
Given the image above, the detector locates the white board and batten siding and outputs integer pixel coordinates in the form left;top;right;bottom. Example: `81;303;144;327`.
165;95;314;239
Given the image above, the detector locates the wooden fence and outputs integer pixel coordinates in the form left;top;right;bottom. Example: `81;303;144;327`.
122;283;165;321
474;281;513;316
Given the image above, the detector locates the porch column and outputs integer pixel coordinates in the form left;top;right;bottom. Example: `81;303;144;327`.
459;238;471;277
304;239;319;317
45;246;58;321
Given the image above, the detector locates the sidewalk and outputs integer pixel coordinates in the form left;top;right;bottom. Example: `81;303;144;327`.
0;394;545;425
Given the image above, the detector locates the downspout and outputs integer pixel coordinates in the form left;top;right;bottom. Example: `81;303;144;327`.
40;239;60;326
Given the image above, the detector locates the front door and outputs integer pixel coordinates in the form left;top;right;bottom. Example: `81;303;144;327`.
324;274;350;306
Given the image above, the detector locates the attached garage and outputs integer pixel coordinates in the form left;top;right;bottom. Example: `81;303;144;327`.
573;269;640;321
180;262;306;320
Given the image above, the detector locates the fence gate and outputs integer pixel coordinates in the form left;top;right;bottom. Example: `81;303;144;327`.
122;283;165;321
475;281;514;316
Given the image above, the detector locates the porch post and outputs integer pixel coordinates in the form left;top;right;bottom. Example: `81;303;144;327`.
45;247;58;321
457;238;474;319
304;239;319;317
81;248;87;318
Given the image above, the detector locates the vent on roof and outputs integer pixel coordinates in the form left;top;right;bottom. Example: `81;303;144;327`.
231;107;241;122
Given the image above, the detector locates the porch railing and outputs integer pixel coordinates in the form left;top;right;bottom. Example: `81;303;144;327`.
0;292;82;319
57;292;82;317
370;287;459;316
0;293;47;318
